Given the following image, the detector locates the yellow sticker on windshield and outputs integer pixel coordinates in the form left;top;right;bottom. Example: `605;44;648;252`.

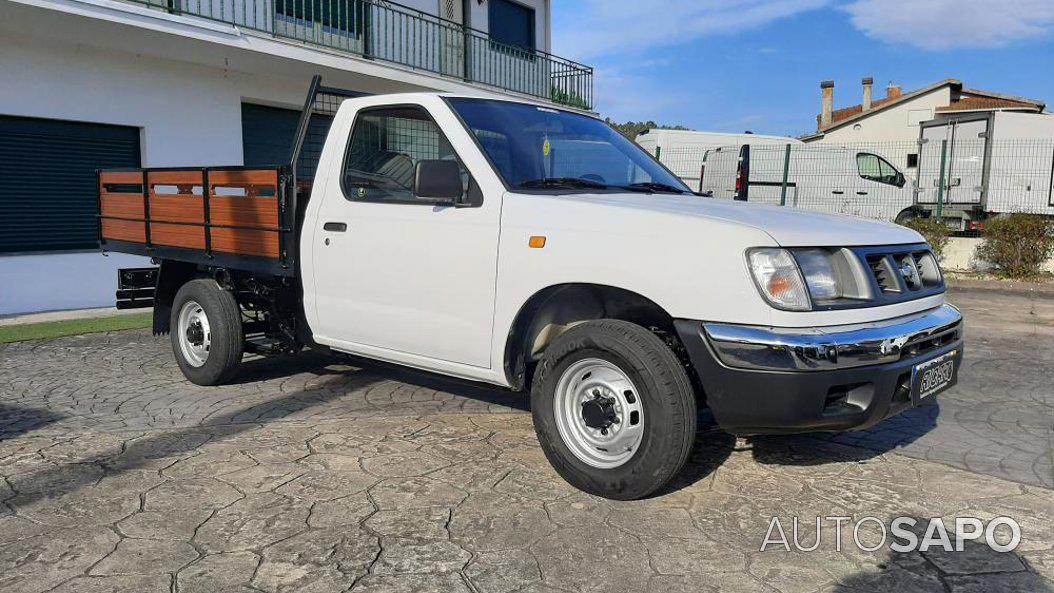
542;138;551;157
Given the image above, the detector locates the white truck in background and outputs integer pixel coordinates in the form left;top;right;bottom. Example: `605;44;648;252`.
700;143;917;222
916;111;1054;230
636;129;801;190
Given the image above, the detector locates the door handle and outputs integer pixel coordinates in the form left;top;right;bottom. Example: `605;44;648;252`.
323;222;347;232
856;191;868;195
832;190;845;195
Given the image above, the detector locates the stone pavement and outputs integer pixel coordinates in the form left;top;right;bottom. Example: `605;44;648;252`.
0;287;1051;593
818;286;1054;489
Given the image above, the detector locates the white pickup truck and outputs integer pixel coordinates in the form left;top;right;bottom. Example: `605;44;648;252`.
99;77;964;500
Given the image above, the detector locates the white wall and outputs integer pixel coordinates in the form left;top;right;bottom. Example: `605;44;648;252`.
942;236;1054;273
0;252;153;316
0;32;317;168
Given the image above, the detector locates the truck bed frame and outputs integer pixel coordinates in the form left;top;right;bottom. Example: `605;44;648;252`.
98;76;363;277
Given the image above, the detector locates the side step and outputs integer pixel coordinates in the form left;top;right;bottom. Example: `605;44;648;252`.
116;267;158;309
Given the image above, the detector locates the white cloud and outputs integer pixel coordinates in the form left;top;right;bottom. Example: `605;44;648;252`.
553;0;830;59
844;0;1054;50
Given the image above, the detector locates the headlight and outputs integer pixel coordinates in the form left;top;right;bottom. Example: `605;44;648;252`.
795;248;842;301
747;248;811;311
748;247;873;311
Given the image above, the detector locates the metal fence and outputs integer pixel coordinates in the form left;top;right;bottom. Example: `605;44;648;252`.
121;0;593;109
655;139;1054;222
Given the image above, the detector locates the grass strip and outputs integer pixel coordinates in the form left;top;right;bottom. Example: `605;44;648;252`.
0;312;152;344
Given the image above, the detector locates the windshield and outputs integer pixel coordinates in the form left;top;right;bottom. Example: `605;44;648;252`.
446;98;692;194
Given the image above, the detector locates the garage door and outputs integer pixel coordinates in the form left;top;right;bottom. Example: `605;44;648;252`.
241;103;302;168
0;116;141;253
241;102;336;179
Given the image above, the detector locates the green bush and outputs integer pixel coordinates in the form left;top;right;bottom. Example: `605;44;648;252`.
550;87;591;110
976;213;1054;279
900;217;950;262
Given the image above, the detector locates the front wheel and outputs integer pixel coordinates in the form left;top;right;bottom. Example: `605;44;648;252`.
170;279;244;386
530;320;697;500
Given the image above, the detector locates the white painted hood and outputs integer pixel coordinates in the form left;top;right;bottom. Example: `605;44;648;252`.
557;193;924;247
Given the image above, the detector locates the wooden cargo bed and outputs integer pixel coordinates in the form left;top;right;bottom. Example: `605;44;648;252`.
98;166;294;276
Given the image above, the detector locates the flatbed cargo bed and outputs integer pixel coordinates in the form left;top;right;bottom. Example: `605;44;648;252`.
99;166;292;275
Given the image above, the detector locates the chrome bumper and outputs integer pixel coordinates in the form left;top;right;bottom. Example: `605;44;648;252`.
703;304;963;371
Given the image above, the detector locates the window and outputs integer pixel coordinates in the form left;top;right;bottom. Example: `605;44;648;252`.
447;98;690;194
274;0;366;34
343;106;466;203
906;153;919;168
856;153;905;187
489;0;535;50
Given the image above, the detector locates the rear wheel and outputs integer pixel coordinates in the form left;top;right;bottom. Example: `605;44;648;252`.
530;320;696;500
170;279;243;386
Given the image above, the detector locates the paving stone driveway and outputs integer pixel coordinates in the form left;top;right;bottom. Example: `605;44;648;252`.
0;287;1051;593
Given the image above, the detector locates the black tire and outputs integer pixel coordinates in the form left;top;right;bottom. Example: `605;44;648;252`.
170;278;243;386
895;209;919;225
530;319;697;500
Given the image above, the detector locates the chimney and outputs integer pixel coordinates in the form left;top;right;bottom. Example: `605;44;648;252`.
862;77;873;111
820;80;834;128
886;81;903;100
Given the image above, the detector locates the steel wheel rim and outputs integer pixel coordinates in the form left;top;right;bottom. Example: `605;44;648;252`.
553;358;645;469
177;300;211;368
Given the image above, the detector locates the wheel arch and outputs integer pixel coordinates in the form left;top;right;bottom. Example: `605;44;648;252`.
152;260;198;335
501;283;679;391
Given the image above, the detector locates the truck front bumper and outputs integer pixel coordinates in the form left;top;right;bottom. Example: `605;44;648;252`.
674;304;964;435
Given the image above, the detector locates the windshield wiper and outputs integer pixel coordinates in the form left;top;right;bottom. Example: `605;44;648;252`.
517;177;610;190
619;182;690;194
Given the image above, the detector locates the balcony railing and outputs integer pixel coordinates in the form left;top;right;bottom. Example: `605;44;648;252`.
122;0;594;109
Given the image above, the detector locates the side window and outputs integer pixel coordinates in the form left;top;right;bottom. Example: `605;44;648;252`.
857;153;904;187
856;153;881;181
343;106;466;203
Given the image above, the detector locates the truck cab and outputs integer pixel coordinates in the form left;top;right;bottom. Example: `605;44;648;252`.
100;79;964;500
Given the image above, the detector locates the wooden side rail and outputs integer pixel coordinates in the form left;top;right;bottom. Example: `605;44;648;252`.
99;168;283;259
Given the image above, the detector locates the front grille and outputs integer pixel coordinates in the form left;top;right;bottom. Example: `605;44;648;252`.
799;244;946;311
863;248;943;297
868;255;900;293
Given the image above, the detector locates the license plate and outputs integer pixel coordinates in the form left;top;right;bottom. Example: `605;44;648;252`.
911;350;958;403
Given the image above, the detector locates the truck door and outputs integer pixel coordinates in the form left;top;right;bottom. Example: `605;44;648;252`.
852;152;912;219
310;102;499;368
946;118;987;206
918;118;987;208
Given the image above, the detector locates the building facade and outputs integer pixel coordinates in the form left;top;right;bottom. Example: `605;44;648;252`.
0;0;593;315
802;78;1046;171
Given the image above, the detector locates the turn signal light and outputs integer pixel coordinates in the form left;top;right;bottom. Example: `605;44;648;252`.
529;236;547;249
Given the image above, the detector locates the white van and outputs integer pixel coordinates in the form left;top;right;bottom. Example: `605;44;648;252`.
700;143;917;221
636;129;801;190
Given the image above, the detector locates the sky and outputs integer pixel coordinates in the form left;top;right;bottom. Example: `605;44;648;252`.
551;0;1054;136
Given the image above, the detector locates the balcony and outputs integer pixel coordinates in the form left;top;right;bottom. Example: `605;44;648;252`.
119;0;594;109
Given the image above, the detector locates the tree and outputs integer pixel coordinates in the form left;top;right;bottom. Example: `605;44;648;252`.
604;118;692;141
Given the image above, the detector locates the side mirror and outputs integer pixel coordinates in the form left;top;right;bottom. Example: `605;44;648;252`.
894;172;906;188
414;160;463;202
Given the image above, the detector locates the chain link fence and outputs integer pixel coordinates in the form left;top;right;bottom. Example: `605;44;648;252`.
654;139;1054;223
